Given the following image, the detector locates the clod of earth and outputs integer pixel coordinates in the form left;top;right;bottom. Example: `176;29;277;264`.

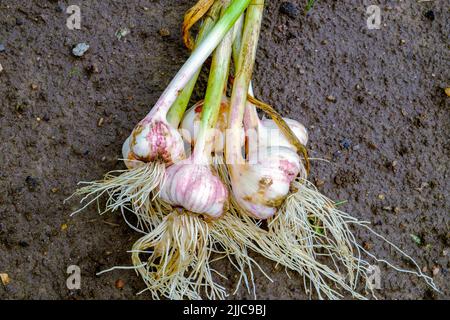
279;2;299;18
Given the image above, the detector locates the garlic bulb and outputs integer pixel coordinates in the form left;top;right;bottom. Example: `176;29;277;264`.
230;146;302;219
181;98;235;153
127;116;185;166
181;99;308;153
121;136;144;169
160;160;228;218
260;118;308;149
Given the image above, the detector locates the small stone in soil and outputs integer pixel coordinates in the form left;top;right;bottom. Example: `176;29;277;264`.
0;43;5;52
115;279;125;289
0;63;3;73
25;176;39;191
410;234;422;246
424;10;435;21
367;141;378;150
445;88;450;97
158;28;170;37
332;150;342;161
432;266;440;276
56;4;65;12
115;27;130;40
314;178;325;187
326;95;337;102
72;43;89;57
0;273;10;286
279;2;300;19
340;138;352;149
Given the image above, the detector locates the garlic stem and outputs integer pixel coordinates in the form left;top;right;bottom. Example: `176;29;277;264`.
226;0;265;164
194;0;234;161
231;11;261;132
144;0;252;123
166;1;223;128
160;4;234;218
231;14;244;65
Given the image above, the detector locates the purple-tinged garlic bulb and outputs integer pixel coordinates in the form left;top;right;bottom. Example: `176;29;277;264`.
160;159;228;219
124;115;185;168
230;146;302;219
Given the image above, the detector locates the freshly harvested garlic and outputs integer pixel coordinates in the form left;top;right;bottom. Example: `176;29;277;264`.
160;159;228;218
126;115;185;167
181;98;308;153
230;146;302;219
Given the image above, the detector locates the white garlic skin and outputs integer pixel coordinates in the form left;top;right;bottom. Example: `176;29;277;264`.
160;162;228;218
122;136;142;169
182;102;308;154
260;118;308;149
129;117;185;165
181;99;234;153
231;146;301;220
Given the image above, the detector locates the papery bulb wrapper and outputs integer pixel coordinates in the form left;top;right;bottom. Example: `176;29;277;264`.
122;136;145;169
128;117;185;165
230;146;301;220
260;118;308;149
182;100;308;154
181;99;235;153
160;161;228;218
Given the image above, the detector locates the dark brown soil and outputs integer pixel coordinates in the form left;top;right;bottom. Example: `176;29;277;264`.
0;1;448;300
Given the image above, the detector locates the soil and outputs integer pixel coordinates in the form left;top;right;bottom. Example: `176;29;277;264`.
0;0;448;300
